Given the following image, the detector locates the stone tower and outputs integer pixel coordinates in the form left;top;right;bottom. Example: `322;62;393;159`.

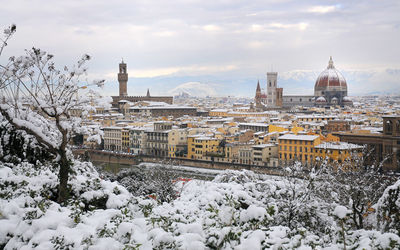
267;72;278;107
118;60;128;97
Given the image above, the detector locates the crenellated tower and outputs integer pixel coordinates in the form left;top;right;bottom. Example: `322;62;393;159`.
118;60;128;97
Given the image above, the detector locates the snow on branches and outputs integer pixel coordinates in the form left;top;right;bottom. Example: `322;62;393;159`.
0;25;107;203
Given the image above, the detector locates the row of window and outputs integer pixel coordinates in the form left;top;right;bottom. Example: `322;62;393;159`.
280;153;313;162
280;145;313;153
280;140;313;145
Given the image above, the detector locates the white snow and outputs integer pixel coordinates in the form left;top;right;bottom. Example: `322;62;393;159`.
333;205;351;219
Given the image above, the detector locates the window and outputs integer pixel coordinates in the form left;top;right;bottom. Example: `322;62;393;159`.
385;120;393;135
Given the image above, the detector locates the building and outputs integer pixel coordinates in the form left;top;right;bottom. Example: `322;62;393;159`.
103;127;122;151
129;128;147;154
314;142;363;164
133;106;197;118
334;115;400;172
238;123;269;133
314;56;350;106
187;135;221;160
252;144;278;166
324;120;351;133
168;129;188;158
111;61;173;108
254;57;353;109
238;146;253;164
278;134;321;165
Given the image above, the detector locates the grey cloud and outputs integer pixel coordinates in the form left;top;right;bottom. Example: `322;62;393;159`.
1;0;399;96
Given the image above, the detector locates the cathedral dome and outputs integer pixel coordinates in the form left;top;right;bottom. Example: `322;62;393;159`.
314;57;347;97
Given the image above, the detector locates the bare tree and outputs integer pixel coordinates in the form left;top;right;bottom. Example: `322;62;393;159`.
0;25;105;204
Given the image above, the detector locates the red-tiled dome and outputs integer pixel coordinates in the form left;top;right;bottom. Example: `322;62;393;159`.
315;57;347;90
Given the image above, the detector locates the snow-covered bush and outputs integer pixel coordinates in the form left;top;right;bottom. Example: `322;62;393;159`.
0;122;52;165
376;179;400;235
1;163;400;249
113;165;179;203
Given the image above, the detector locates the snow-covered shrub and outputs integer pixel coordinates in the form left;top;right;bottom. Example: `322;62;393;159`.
114;165;178;203
0;121;52;165
311;161;396;231
213;169;259;184
1;163;400;249
0;160;146;249
376;178;400;235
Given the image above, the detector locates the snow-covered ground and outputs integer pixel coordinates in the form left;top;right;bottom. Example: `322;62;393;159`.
1;160;399;249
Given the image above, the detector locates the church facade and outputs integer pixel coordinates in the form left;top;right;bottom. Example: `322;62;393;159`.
254;57;352;109
111;61;173;107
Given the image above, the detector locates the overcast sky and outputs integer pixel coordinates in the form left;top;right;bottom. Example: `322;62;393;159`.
2;0;400;97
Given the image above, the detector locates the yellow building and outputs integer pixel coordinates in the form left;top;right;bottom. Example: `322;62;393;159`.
269;124;289;133
314;142;363;164
209;109;228;117
291;126;304;135
278;134;321;164
121;128;130;152
168;129;188;158
187;135;220;159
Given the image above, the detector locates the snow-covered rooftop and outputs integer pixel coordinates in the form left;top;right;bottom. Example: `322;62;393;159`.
278;134;319;141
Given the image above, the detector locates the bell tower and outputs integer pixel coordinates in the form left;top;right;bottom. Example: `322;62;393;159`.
267;72;278;107
118;60;128;97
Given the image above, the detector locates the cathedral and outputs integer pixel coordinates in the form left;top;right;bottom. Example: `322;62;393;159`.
254;57;352;109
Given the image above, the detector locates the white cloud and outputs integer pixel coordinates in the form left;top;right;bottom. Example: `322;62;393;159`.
202;24;221;32
2;0;399;97
106;64;240;78
308;5;337;14
153;31;176;37
168;82;218;96
268;22;309;31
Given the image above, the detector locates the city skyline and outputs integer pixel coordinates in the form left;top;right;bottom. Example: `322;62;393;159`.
2;0;400;97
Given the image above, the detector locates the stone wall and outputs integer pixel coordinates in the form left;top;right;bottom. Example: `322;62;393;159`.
73;149;283;175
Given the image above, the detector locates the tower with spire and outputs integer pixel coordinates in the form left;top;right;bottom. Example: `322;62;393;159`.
255;80;261;101
118;59;128;97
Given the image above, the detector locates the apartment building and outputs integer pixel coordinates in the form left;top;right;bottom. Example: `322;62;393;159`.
278;134;321;164
168;129;188;157
103;127;122;151
129;128;147;154
252;144;278;166
314;142;363;164
187;135;220;160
